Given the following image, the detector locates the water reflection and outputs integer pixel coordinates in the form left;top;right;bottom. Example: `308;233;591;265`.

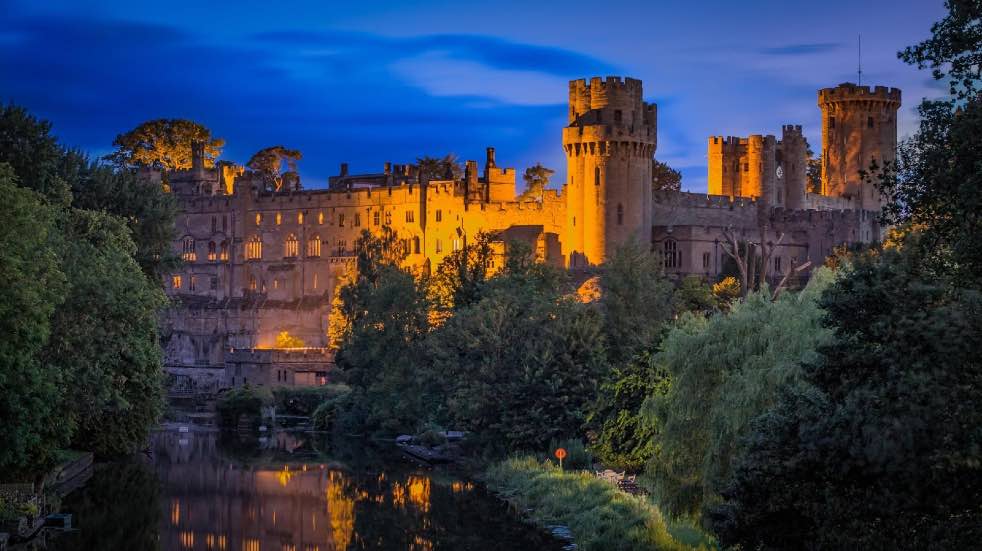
55;430;562;550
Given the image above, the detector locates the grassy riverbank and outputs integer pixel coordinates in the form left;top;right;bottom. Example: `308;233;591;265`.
485;457;714;551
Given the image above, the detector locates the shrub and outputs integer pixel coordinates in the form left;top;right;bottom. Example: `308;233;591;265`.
547;438;593;470
486;457;711;551
215;385;272;428
272;384;350;416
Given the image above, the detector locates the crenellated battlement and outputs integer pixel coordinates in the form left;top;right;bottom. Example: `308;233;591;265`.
781;124;804;139
818;82;901;105
653;190;759;210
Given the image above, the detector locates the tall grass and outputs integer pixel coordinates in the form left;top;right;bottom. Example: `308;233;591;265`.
485;456;712;551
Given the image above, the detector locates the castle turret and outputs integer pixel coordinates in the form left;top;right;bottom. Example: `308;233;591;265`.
563;76;657;266
781;125;807;210
818;83;901;210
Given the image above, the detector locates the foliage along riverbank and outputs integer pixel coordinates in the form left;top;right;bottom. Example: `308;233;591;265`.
485;457;713;551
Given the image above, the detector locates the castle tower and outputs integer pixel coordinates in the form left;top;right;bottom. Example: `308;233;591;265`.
781;125;807;210
563;77;657;266
818;83;901;210
707;135;776;202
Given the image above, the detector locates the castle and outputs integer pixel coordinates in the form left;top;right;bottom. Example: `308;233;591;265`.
160;77;899;391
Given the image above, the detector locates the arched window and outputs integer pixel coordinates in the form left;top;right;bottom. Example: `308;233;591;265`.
182;238;196;262
664;239;680;269
336;239;346;256
617;203;624;225
246;235;262;260
207;241;216;261
413;236;420;254
219;240;229;261
284;234;299;258
255;213;262;226
318;211;324;225
307;235;321;257
298;211;304;224
275;212;282;225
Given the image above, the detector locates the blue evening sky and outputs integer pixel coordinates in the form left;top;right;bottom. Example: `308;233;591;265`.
0;0;947;191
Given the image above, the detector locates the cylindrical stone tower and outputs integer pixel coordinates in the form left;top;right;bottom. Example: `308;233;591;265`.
563;76;657;267
818;83;901;210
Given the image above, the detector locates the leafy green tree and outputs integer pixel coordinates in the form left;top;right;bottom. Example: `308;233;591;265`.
429;231;495;311
247;145;302;191
710;242;982;549
651;160;682;192
0;104;73;205
0;166;68;478
69;162;179;280
429;245;603;453
520;163;554;200
416;154;462;183
44;209;167;457
900;0;982;100
672;275;718;315
106;119;224;170
645;269;833;516
599;240;674;366
806;154;822;194
332;228;431;434
585;351;668;471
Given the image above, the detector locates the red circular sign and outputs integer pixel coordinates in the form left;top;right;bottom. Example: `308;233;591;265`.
554;448;567;460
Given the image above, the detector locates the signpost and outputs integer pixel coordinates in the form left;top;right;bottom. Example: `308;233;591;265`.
554;447;567;470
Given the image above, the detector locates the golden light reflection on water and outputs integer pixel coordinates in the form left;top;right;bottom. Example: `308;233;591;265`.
326;471;354;550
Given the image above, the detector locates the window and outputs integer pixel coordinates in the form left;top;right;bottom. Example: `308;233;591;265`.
405;210;415;223
373;211;380;226
222;216;227;232
219;240;229;262
453;238;461;251
211;216;217;233
210;276;218;291
617;203;624;225
354;213;361;227
385;211;392;225
246;235;262;260
703;251;711;270
413;236;420;254
336;240;346;256
743;163;749;172
273;279;279;290
435;210;442;222
189;275;197;291
249;275;257;291
275;212;282;225
339;213;345;227
614;110;622;123
284;234;299;258
172;275;182;289
307;235;321;257
867;116;874;128
435;239;443;254
594;166;601;186
182;238;196;262
829;116;836;129
663;239;680;269
255;213;262;226
775;256;782;273
313;272;318;289
207;241;216;261
318;211;324;225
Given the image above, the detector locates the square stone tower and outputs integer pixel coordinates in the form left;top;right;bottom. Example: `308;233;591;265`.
563;77;657;267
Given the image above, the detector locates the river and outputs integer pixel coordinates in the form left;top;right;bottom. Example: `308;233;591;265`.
49;428;564;550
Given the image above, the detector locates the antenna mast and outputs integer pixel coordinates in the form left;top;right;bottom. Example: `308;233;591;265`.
858;34;863;85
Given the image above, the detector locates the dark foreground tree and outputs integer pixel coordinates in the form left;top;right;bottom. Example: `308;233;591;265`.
710;242;982;550
44;209;167;456
651;160;682;192
0;166;68;477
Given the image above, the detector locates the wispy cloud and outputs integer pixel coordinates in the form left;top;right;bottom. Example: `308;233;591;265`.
759;43;841;56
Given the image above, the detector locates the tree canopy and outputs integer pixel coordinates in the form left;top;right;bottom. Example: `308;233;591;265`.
106;118;224;170
521;163;554;200
652;160;682;192
247;145;303;191
416;154;462;183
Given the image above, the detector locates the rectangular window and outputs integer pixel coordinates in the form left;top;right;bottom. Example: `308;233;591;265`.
172;275;182;289
313;273;318;289
222;216;227;232
702;251;711;269
211;216;217;233
867;116;874;128
743;163;749;172
405;210;415;223
354;213;361;227
189;275;197;291
338;213;345;227
775;256;782;273
829;116;836;129
435;239;442;254
435;210;442;222
453;238;461;251
373;211;380;226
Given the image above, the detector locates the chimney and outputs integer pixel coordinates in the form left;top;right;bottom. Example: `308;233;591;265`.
384;162;392;175
340;162;349;176
486;147;496;168
191;141;204;171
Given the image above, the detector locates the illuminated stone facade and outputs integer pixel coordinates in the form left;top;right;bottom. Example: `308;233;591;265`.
160;76;898;380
